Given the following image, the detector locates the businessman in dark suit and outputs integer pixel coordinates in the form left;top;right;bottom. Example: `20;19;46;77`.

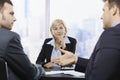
0;0;45;80
36;19;76;69
52;0;120;80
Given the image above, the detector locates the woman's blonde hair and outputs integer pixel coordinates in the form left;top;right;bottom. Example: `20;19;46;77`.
50;19;67;35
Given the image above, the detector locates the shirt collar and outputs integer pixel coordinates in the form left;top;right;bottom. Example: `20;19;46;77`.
111;21;120;27
47;36;70;47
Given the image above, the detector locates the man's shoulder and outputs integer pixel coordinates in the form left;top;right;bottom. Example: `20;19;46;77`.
0;28;20;39
103;25;120;37
0;28;18;35
98;26;120;49
0;28;20;49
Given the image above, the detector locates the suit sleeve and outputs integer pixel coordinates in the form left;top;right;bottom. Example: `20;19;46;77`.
5;33;45;80
75;57;89;73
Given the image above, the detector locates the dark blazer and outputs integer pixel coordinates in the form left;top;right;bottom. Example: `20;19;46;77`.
0;28;44;80
75;24;120;80
36;36;77;65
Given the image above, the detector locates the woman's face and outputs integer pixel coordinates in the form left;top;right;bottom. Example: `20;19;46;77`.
51;23;66;39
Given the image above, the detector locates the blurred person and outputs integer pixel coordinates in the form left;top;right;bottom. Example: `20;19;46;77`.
0;0;45;80
51;0;120;80
36;19;77;69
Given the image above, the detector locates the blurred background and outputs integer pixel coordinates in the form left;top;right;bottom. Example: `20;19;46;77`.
11;0;104;63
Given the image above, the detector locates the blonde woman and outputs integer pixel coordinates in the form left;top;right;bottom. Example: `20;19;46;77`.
36;19;76;69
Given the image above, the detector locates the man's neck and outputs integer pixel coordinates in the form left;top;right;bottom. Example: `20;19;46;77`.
111;20;120;27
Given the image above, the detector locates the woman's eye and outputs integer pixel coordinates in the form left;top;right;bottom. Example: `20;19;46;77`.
53;28;57;30
60;27;63;29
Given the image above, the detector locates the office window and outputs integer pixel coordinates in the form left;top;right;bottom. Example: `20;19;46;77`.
11;0;104;63
50;0;104;58
11;0;46;63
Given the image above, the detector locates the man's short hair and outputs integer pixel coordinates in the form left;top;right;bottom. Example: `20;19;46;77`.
0;0;13;10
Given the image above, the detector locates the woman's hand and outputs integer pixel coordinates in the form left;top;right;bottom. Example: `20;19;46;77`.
57;36;66;49
44;62;54;69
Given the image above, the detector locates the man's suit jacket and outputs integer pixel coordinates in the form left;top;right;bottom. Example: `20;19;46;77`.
75;24;120;80
36;36;77;65
0;28;44;80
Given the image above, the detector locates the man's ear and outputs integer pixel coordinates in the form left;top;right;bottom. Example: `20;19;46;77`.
111;5;117;16
0;12;2;21
0;12;2;17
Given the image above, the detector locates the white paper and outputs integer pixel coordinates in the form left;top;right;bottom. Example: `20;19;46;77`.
45;70;85;78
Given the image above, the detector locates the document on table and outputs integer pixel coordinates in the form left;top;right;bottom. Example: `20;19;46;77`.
45;70;85;78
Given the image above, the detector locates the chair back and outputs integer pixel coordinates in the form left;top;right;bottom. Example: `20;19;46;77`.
0;58;9;80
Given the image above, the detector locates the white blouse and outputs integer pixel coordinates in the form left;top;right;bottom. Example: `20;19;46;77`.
47;36;70;59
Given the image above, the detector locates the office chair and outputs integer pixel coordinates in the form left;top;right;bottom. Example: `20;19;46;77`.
0;57;9;80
